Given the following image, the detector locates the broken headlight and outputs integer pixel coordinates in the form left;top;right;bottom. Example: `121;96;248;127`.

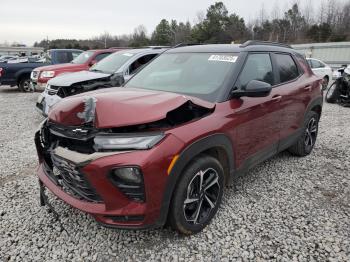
94;133;165;151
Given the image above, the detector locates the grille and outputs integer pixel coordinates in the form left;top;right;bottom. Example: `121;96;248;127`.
49;153;102;203
47;85;59;95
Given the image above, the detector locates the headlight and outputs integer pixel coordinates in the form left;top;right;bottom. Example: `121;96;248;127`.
41;71;55;78
94;133;165;151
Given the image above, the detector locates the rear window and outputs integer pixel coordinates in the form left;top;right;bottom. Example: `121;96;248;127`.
56;52;73;63
275;54;299;83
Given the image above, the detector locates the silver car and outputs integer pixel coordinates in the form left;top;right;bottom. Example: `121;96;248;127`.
36;48;167;116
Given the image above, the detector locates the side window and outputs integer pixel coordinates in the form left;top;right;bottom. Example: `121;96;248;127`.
236;53;274;89
94;53;111;62
275;54;299;83
128;54;158;75
311;59;325;68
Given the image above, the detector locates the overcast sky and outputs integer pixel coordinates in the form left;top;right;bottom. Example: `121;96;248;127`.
1;0;322;46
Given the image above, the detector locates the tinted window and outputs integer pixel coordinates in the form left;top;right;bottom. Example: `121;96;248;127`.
56;52;73;63
128;54;158;75
236;53;273;89
94;53;111;62
275;54;299;83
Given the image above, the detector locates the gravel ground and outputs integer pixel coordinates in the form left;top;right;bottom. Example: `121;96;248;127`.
0;86;349;261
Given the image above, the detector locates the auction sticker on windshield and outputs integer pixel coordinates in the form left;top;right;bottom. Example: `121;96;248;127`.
208;55;237;63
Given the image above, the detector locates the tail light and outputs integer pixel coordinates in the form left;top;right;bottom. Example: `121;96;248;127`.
0;68;3;77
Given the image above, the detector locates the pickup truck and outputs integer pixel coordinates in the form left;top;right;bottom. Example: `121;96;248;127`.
0;49;82;92
31;49;119;91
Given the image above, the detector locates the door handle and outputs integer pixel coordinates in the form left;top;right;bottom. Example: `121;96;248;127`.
271;95;282;102
304;85;312;91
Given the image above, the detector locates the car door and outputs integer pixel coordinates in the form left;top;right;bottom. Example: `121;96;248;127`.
230;52;283;169
271;53;313;150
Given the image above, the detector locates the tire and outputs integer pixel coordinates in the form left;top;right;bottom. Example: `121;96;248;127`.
321;76;329;91
288;111;319;157
168;155;224;235
325;82;340;103
18;77;32;92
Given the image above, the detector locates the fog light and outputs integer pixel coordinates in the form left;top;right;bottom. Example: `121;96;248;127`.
111;167;142;184
109;167;145;202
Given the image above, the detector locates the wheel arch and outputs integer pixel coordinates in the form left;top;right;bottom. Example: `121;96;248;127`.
15;69;32;85
155;133;235;227
306;96;323;118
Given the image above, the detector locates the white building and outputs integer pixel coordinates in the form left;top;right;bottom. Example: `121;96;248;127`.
292;42;350;68
0;46;44;56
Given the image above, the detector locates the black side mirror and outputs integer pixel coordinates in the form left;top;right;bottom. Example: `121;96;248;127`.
231;80;272;98
110;73;125;87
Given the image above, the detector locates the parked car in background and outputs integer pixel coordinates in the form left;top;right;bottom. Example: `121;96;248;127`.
36;47;166;115
0;49;82;92
0;55;19;63
36;41;323;234
31;49;120;91
306;58;332;90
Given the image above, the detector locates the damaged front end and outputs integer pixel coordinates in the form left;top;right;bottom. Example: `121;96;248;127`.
35;91;214;205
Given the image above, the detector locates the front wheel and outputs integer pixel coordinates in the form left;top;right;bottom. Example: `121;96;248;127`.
18;78;33;92
168;155;224;235
325;82;340;103
288;111;319;157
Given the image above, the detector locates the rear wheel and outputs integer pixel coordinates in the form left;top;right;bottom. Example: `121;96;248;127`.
18;77;33;92
168;155;224;235
325;82;340;103
288;111;319;157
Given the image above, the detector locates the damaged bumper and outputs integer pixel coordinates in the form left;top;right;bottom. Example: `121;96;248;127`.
35;124;185;228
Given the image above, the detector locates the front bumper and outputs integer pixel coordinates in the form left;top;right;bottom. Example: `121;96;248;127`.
31;79;47;91
36;131;185;229
36;91;62;116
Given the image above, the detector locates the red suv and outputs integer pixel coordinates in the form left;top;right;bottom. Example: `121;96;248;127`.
31;49;120;90
35;41;323;234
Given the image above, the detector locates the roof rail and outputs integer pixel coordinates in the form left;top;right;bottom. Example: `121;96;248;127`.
240;40;292;49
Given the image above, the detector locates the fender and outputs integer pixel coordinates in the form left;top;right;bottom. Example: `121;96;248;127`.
14;68;33;83
155;133;235;227
305;96;323;117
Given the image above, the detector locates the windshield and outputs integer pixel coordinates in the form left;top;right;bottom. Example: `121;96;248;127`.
125;53;238;102
71;51;94;64
90;51;135;74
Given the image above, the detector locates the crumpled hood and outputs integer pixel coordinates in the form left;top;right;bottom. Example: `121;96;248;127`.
48;70;110;87
48;88;215;128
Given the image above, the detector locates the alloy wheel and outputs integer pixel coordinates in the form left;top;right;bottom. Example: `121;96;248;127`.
22;79;33;92
183;168;220;225
304;117;318;149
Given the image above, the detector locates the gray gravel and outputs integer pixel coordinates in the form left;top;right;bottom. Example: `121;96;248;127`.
0;86;349;261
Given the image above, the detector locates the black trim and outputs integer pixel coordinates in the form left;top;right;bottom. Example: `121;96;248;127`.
234;143;277;177
154;134;234;227
278;128;303;152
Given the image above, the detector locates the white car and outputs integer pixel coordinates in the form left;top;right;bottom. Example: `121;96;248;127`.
307;58;333;90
